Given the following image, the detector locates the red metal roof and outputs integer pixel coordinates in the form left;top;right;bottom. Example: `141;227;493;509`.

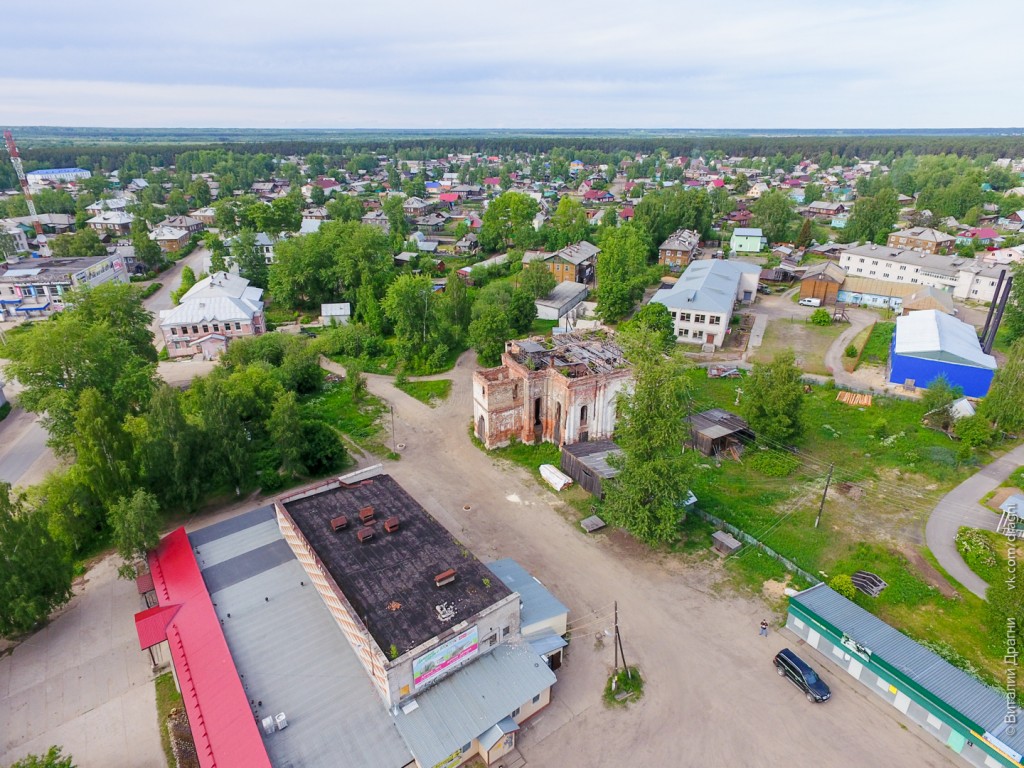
134;604;180;649
145;527;272;768
439;193;459;203
483;177;500;185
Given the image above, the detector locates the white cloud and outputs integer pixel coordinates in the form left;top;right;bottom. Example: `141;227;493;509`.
3;0;1019;128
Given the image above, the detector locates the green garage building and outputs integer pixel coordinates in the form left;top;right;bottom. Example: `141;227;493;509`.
788;584;1023;768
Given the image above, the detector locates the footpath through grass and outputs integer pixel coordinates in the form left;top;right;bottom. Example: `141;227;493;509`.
395;379;452;407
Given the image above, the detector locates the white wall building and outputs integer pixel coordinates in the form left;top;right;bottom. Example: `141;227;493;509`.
650;259;760;348
839;244;1009;303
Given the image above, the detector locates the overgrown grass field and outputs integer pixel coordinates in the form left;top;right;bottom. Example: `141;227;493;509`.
395;378;452;407
857;321;895;367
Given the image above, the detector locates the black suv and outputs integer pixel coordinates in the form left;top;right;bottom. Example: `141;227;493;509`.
774;648;831;703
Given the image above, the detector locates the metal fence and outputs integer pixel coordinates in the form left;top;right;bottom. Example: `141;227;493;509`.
689;505;822;586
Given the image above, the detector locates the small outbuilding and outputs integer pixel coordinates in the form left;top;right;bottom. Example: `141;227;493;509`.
901;286;956;316
535;281;589;321
889;310;996;397
560;440;622;498
685;409;754;457
320;302;351;326
799;261;846;305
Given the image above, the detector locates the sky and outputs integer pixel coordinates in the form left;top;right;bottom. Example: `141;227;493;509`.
4;0;1019;130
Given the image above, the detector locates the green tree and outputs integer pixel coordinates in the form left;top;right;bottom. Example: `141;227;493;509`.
0;229;19;261
309;186;327;206
519;262;557;299
326;195;365;223
27;466;105;554
130;219;163;271
436;270;472;341
808;308;832;326
1003;262;1024;342
128;385;205;513
188;178;212;207
469;304;513;366
0;484;74;636
549;196;591;249
602;325;695;544
64;282;157;363
110;489;162;579
596;224;650;322
383;274;436;346
270;391;307;478
844;188;899;244
171;266;197;305
480;192;539;251
623;302;674;349
233;230;269;289
3;312;155;452
72;388;135;503
982;338;1024;432
795;218;812;249
802;183;824;206
205;233;228;273
6;746;76;768
166;189;189;216
382;195;410;240
306;153;327;177
742;349;806;445
49;229;107;259
751;190;795;244
299;420;347;475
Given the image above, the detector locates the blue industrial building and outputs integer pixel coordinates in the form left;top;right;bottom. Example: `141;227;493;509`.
889;310;996;397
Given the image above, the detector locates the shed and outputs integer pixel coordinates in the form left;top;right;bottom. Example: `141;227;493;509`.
320;302;351;326
901;286;956;316
889;310;996;398
799;261;846;305
685;409;754;457
536;281;589;321
711;530;741;555
560;440;622;498
788;584;1024;768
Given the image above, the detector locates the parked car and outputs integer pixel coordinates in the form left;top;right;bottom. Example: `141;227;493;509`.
773;648;831;702
758;284;772;295
798;297;822;307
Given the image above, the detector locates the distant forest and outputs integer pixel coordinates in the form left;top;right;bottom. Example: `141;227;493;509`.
5;128;1024;189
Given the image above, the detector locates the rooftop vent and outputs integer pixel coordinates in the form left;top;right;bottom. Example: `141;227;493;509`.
434;568;457;587
357;527;374;544
330;515;349;532
359;505;375;524
384;516;400;533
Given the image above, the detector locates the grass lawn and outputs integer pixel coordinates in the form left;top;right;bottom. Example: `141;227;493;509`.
750;318;845;374
529;318;559;335
842;325;873;372
155;672;183;768
395;378;452;407
685;368;1007;680
302;379;389;454
857;321;895;368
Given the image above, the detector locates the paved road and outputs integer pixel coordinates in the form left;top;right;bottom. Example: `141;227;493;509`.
143;247;209;352
0;556;163;768
0;403;51;486
925;443;1024;599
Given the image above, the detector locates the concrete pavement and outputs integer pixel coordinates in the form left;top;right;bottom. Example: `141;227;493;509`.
0;556;163;768
925;443;1024;599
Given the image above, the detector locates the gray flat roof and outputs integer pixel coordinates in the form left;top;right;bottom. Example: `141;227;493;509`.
392;643;555;768
191;507;413;768
486;559;568;631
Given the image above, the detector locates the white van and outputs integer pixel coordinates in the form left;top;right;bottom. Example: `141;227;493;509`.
798;297;822;307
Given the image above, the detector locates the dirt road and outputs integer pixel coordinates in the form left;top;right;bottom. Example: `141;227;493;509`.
349;352;955;767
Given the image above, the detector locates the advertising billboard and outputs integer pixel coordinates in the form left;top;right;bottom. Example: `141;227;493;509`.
413;626;479;690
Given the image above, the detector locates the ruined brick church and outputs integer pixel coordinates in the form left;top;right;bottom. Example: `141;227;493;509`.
473;332;632;450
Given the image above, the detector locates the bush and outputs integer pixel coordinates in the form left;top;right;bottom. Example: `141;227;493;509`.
828;574;857;600
954;413;995;448
748;449;799;477
845;344;857;358
808;308;832;327
1009;466;1024;489
603;666;644;707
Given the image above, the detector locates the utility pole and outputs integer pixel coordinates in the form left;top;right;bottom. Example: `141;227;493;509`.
390;405;397;452
612;601;619;672
814;463;834;529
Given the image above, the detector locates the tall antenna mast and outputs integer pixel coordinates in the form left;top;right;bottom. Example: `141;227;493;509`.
4;129;48;255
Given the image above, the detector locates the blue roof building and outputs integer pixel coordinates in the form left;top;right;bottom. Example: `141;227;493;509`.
889;310;996;397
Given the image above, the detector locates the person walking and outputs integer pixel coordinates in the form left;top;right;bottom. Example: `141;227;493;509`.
759;619;769;637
